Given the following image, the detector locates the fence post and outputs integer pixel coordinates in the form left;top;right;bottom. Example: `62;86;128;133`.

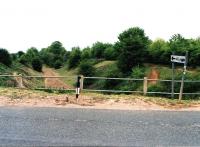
19;74;23;88
76;76;81;99
80;75;84;91
143;77;148;95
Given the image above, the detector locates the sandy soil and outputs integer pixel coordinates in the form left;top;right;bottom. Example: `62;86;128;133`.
148;68;160;84
0;93;200;111
3;68;200;111
43;67;70;89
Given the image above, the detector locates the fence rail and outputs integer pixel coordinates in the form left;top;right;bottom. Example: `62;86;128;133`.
1;74;200;97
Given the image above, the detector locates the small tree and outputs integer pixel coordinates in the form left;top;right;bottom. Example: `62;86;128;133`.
117;27;150;74
91;42;112;59
0;48;12;66
104;47;116;60
81;47;91;60
32;57;43;72
68;47;81;69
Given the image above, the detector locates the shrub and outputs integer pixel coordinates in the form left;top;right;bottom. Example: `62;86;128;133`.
54;60;63;69
131;66;145;78
101;65;123;90
79;60;95;77
68;47;81;69
0;48;12;66
32;57;43;72
19;54;29;65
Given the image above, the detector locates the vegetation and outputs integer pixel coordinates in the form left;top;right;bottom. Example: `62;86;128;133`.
0;48;12;66
31;57;43;72
2;26;200;99
117;27;150;74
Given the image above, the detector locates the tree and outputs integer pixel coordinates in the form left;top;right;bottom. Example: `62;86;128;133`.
0;48;12;66
40;41;67;68
17;51;25;58
117;27;150;73
26;47;39;61
31;57;43;72
169;34;189;54
91;42;112;59
81;47;92;60
63;51;71;62
68;47;81;69
104;46;116;60
49;41;66;55
188;38;200;66
148;39;170;64
19;54;29;65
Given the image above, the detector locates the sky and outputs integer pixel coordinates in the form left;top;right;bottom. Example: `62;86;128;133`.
0;0;200;53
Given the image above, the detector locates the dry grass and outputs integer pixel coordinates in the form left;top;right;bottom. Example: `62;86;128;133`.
0;87;200;109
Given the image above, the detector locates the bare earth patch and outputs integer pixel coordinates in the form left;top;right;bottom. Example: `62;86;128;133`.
1;88;200;111
43;67;71;89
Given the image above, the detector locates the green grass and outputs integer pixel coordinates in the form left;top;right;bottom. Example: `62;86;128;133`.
94;61;116;68
56;66;78;88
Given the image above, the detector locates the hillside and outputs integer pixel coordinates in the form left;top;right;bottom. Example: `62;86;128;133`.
52;60;200;98
0;63;43;88
1;59;200;99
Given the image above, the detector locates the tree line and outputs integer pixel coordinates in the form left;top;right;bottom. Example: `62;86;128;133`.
1;27;200;75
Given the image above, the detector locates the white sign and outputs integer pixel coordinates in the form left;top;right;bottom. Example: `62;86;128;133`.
171;55;186;63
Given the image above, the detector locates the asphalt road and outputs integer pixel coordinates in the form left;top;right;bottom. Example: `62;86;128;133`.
0;107;200;146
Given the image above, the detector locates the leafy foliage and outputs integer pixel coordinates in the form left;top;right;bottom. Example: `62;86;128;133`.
31;57;43;72
79;60;95;77
0;48;12;66
91;42;113;59
68;47;81;69
117;27;150;74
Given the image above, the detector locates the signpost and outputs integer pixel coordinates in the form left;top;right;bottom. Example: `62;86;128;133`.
171;52;175;98
171;51;188;100
171;55;186;63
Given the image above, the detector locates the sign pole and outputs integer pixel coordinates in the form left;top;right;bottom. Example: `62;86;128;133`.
171;52;175;98
178;51;188;101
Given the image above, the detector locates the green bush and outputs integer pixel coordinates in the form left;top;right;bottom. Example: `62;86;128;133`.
0;48;12;66
32;57;43;72
79;60;95;77
131;66;145;78
79;60;96;86
100;65;123;90
68;47;81;69
54;60;62;69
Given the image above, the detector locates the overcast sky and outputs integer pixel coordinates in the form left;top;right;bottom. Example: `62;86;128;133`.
0;0;200;53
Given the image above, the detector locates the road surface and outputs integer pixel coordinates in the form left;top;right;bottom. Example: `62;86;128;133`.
0;107;200;146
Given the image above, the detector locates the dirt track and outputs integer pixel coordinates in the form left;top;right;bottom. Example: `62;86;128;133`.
148;68;159;84
43;67;70;89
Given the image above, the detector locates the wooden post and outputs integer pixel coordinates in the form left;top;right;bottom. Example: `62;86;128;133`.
80;75;84;91
171;51;175;98
19;74;23;88
179;51;188;100
143;77;148;95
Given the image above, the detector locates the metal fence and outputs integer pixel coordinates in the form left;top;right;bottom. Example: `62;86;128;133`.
1;74;200;97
